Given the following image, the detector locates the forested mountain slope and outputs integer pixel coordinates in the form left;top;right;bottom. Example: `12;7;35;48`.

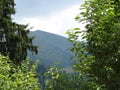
28;30;73;67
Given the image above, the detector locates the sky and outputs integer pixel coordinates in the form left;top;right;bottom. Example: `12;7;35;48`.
13;0;85;37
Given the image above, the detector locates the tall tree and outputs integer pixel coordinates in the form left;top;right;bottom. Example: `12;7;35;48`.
0;0;37;64
67;0;120;89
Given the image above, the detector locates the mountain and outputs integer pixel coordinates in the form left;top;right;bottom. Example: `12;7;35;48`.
28;30;73;67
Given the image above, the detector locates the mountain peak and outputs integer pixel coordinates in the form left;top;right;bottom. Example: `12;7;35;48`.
28;30;73;67
33;30;66;38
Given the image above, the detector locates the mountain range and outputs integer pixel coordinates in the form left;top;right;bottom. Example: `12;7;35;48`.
28;30;73;67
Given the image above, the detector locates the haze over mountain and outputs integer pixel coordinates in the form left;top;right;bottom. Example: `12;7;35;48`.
28;30;73;67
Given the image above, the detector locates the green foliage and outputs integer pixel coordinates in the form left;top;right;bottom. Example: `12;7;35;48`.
45;66;98;90
44;66;69;90
0;55;41;90
67;0;120;89
0;0;38;64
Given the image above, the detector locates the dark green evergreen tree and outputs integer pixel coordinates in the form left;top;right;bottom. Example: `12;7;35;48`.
0;0;37;64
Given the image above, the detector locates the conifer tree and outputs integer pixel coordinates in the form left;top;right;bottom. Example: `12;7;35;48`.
0;0;37;64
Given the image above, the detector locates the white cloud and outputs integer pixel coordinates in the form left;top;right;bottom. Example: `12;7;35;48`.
13;5;84;37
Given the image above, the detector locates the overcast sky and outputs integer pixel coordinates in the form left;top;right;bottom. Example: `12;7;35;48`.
13;0;84;37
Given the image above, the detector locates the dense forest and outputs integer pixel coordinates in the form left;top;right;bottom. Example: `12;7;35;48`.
0;0;120;90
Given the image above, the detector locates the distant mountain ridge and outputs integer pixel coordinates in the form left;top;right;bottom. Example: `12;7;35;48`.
28;30;73;67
